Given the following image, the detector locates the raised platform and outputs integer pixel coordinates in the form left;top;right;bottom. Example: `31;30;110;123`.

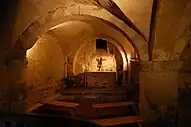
57;88;127;103
29;100;142;126
86;72;116;88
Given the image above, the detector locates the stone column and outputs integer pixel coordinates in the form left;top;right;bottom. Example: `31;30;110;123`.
6;58;28;113
139;60;182;126
0;55;9;112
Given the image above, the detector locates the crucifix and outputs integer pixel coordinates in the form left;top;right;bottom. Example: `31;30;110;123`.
96;57;106;71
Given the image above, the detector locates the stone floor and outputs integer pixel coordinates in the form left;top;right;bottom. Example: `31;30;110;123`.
55;88;190;127
31;88;141;126
30;87;191;127
33;101;141;127
57;88;128;103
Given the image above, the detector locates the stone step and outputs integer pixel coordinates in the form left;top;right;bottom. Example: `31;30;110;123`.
93;116;145;127
61;88;126;96
32;101;138;120
61;93;122;95
59;88;127;103
56;95;127;103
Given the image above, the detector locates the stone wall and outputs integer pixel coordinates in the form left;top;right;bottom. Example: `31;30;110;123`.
139;60;182;124
52;21;95;76
72;31;96;74
26;34;65;108
74;40;122;74
7;59;27;112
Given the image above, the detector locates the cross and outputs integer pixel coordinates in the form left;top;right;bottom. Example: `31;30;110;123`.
96;57;106;71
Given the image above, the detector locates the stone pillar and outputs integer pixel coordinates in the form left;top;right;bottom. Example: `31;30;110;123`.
139;60;182;126
67;57;74;77
6;58;27;113
0;55;9;112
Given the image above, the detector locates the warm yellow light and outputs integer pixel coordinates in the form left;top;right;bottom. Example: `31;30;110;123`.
127;54;131;61
127;54;131;72
26;41;38;58
88;55;116;72
121;52;127;71
26;48;33;58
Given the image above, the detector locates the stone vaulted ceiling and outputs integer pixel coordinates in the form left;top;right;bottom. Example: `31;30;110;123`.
12;0;191;61
49;19;133;62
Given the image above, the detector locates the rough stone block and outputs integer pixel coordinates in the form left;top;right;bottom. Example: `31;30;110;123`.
163;60;183;71
152;61;163;71
140;61;152;71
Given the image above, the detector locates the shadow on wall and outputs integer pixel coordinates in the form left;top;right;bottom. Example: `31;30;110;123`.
179;41;191;92
144;90;177;127
26;34;65;109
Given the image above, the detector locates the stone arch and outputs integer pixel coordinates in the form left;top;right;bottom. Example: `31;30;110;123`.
173;23;191;59
95;34;129;70
14;5;147;60
73;34;129;74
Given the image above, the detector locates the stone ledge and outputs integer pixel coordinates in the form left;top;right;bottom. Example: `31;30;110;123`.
140;60;183;72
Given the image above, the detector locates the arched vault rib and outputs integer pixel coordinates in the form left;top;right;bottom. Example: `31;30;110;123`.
78;0;148;42
14;5;148;60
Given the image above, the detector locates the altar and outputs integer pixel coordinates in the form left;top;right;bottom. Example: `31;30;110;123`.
85;72;116;88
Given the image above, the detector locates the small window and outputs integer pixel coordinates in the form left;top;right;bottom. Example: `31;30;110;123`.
96;39;107;50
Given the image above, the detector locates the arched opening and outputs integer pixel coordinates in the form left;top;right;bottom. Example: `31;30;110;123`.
73;38;122;88
23;15;140;108
73;36;128;73
2;0;191;126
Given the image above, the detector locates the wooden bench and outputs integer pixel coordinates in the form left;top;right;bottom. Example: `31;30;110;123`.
92;102;136;119
93;116;145;127
44;101;79;117
26;103;43;113
93;102;135;108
